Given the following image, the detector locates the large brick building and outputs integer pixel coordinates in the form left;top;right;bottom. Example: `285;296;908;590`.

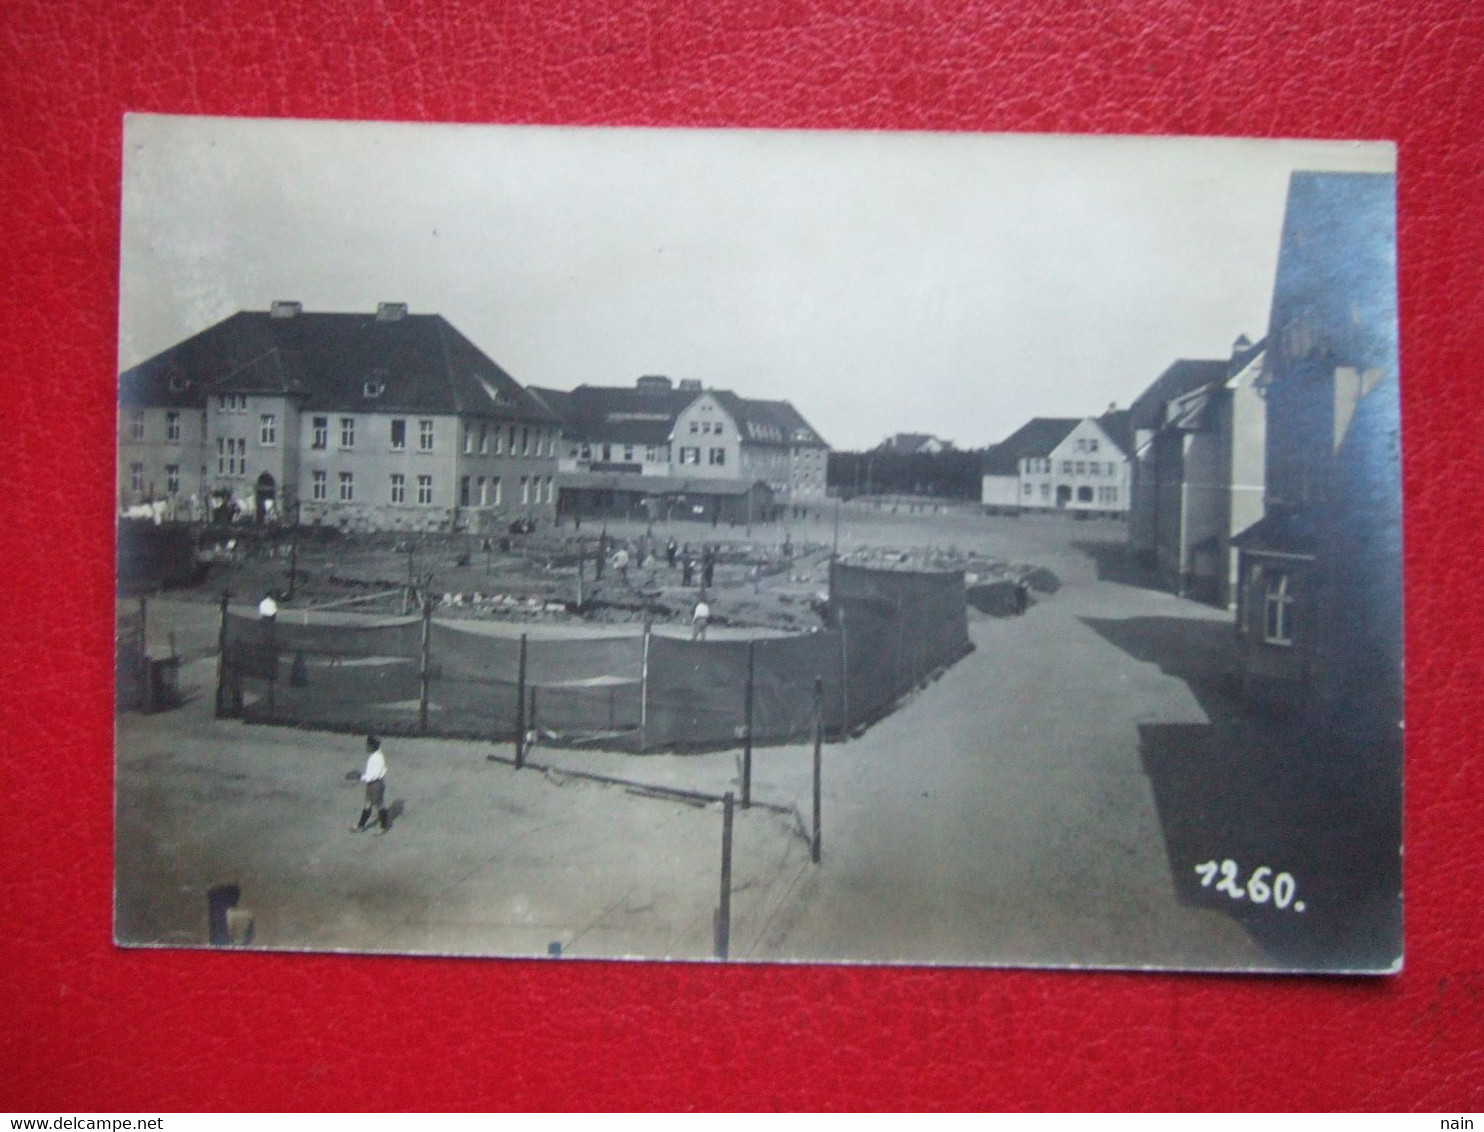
118;303;561;532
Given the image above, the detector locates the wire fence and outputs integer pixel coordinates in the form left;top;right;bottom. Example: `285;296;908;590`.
219;561;971;750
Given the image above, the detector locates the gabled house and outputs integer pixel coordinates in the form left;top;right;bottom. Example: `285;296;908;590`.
531;376;829;506
981;414;1131;516
119;302;561;531
1126;336;1267;606
878;432;953;455
1231;171;1402;767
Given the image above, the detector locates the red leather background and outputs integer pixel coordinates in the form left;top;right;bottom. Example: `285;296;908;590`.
2;0;1481;1112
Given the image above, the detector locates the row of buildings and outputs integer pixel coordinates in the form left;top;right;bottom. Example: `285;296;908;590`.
977;171;1400;780
117;302;829;532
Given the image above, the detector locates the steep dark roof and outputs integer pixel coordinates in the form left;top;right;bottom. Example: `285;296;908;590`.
710;392;828;449
533;384;830;449
119;309;556;422
1128;359;1230;432
530;384;699;446
1127;337;1266;434
987;418;1081;467
1097;408;1133;457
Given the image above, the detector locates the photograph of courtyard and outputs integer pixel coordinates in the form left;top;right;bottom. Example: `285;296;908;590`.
114;118;1403;973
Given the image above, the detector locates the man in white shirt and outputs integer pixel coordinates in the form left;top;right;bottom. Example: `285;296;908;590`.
354;734;390;834
691;597;711;641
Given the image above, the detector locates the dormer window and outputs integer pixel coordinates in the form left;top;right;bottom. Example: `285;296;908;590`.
364;380;386;399
168;376;191;393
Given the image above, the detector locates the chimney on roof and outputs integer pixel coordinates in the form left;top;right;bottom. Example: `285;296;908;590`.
636;375;673;394
269;300;302;319
376;302;409;322
678;379;702;392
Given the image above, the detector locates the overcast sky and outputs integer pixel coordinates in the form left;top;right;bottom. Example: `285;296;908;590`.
119;116;1393;450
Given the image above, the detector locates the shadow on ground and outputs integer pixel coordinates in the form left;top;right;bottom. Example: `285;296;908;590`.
1073;539;1166;593
1082;614;1402;971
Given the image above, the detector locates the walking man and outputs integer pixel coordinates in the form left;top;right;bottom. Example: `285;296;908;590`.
691;595;711;641
666;538;678;569
354;734;391;834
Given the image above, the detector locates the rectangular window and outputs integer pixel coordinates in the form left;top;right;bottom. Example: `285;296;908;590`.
689;421;699;434
709;447;726;466
390;474;405;504
391;419;406;450
419;420;434;451
1075;461;1085;475
166;465;180;495
459;475;471;507
546;434;555;457
714;423;723;437
417;475;433;505
491;476;501;505
1061;461;1073;474
340;418;355;448
339;472;354;502
580;444;592;460
166;411;180;442
1041;483;1051;499
520;427;529;455
1023;483;1033;496
519;475;529;505
217;437;225;475
479;424;489;455
312;417;328;449
312;470;327;501
463;427;473;455
1263;571;1295;645
130;463;144;492
680;446;700;465
623;445;635;462
129;410;145;441
544;476;554;504
476;476;487;506
260;414;277;446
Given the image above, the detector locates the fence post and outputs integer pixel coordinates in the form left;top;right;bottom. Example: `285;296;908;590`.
716;791;734;959
214;591;231;718
418;598;433;735
515;632;528;769
137;594;150;713
529;685;539;750
639;620;652;752
742;640;755;809
837;605;850;741
264;610;277;721
812;676;823;864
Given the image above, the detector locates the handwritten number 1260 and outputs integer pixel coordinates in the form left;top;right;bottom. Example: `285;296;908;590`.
1194;860;1304;912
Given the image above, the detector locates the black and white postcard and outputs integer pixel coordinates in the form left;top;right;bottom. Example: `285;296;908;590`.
116;116;1402;972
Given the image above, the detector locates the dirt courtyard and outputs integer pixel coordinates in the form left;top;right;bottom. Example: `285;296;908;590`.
117;507;1285;970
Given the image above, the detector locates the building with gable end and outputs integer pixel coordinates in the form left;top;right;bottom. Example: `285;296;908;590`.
1126;336;1268;606
529;375;829;513
981;412;1131;517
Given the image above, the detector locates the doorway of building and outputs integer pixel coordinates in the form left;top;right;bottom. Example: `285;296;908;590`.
255;472;277;523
